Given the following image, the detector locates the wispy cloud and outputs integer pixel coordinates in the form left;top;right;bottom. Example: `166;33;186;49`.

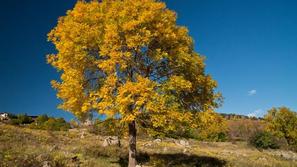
247;109;263;117
248;89;257;96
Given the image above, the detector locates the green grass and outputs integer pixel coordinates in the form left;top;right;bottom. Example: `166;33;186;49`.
0;124;296;167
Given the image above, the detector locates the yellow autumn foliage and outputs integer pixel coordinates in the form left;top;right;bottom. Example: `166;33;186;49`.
195;110;228;141
47;0;221;132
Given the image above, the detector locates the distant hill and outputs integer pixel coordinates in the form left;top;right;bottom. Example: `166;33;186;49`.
219;113;263;120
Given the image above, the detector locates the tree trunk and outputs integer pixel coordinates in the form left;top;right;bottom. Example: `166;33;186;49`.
128;120;137;167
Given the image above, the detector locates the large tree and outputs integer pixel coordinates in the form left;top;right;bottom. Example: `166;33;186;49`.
47;0;221;166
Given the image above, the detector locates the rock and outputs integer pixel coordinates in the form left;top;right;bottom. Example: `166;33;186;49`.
80;131;86;139
102;136;120;147
175;139;189;147
143;142;153;147
257;157;267;162
136;165;142;167
153;139;161;143
69;129;79;133
42;161;51;167
180;140;189;146
263;150;297;161
282;151;297;160
274;150;297;160
102;140;109;147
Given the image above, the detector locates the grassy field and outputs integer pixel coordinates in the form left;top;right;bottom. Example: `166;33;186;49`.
0;123;296;167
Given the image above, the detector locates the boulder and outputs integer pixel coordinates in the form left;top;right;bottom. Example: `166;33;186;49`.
102;136;120;147
175;139;189;147
42;161;51;167
80;132;86;139
268;150;297;160
153;138;162;143
143;142;153;147
180;140;189;147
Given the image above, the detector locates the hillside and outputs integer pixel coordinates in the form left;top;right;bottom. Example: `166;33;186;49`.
0;123;297;167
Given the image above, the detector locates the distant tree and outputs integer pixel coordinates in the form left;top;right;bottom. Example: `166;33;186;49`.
264;107;297;146
29;116;70;131
47;1;221;166
7;113;17;119
10;114;34;125
44;118;57;130
36;114;49;125
43;117;70;131
194;110;228;141
19;114;33;124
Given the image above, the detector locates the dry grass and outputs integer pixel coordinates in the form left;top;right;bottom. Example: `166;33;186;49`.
0;124;296;167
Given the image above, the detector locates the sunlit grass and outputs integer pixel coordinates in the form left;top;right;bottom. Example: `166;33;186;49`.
0;124;296;167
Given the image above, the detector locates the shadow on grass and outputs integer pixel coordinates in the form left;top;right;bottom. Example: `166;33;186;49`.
115;152;227;167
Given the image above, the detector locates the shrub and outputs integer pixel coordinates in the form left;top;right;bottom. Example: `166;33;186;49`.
9;114;34;125
35;114;49;124
265;107;297;146
7;113;17;119
10;118;21;125
42;118;70;131
249;131;280;149
29;116;70;131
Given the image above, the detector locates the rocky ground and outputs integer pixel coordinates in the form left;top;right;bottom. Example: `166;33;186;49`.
0;123;297;167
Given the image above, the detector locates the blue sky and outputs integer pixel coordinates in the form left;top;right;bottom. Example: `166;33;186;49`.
0;0;296;120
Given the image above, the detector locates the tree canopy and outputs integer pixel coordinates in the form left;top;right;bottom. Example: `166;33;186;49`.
48;0;221;130
48;0;221;166
265;107;297;146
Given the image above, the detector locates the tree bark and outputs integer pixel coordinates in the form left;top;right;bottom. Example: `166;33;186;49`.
128;120;137;167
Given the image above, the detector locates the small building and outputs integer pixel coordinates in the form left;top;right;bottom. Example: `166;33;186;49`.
0;112;9;121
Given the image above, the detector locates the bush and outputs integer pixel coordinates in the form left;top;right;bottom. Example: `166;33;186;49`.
5;113;70;131
44;118;71;131
35;114;49;124
249;131;280;149
265;107;297;146
29;115;70;131
9;114;34;125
